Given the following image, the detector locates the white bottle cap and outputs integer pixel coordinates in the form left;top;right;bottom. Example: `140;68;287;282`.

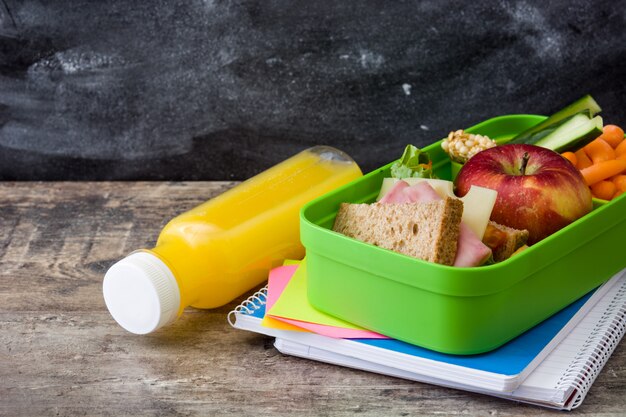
103;252;181;334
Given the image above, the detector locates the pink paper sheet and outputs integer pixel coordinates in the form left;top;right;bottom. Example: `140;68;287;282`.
266;265;299;310
265;264;388;339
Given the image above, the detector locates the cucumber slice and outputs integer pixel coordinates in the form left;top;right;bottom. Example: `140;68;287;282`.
512;94;602;143
511;112;603;153
540;115;603;153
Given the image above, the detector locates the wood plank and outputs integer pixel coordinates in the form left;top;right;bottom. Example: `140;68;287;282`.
1;182;624;416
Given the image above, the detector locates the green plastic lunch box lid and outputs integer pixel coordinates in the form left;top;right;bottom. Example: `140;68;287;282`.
300;114;626;355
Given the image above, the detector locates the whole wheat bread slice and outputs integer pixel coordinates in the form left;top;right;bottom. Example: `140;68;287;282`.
332;198;463;266
483;221;529;262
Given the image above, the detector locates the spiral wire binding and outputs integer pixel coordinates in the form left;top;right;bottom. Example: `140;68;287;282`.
553;280;626;409
227;286;268;327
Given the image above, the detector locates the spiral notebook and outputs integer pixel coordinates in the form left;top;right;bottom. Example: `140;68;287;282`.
228;269;626;410
257;262;615;392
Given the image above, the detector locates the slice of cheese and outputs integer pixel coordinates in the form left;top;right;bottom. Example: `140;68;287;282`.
458;185;498;239
377;178;497;239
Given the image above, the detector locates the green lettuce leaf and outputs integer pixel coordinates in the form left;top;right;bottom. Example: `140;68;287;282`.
390;145;435;179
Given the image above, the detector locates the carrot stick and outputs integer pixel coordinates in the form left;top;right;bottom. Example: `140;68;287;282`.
612;175;626;192
597;125;625;148
591;180;616;200
616;139;626;156
583;138;616;164
561;151;577;166
574;149;593;169
580;159;626;185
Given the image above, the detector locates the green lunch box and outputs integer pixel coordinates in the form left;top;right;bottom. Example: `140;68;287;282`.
300;114;626;355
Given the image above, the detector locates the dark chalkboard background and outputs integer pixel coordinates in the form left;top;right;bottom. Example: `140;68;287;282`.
1;0;625;180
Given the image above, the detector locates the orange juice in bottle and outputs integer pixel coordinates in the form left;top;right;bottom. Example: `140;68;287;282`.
103;146;362;334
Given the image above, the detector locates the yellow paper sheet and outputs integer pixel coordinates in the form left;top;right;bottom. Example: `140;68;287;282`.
266;261;369;331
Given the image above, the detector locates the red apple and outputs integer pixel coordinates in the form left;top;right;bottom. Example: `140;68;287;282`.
454;144;592;245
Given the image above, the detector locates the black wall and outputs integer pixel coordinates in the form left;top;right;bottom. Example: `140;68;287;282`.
1;0;625;180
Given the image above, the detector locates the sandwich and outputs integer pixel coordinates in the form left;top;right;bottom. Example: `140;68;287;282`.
332;180;528;267
482;221;529;262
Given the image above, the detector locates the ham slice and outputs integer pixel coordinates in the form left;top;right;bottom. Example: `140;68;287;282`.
378;180;412;203
379;181;492;267
453;223;492;267
379;180;441;203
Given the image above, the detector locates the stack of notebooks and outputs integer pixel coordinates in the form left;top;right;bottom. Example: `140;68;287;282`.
228;262;626;410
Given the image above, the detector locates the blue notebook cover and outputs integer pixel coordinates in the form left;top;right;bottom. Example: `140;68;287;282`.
243;287;594;376
356;291;590;376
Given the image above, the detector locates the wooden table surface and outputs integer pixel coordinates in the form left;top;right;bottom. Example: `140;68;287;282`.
1;182;624;417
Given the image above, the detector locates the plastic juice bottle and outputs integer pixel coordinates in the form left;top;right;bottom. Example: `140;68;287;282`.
103;146;362;334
